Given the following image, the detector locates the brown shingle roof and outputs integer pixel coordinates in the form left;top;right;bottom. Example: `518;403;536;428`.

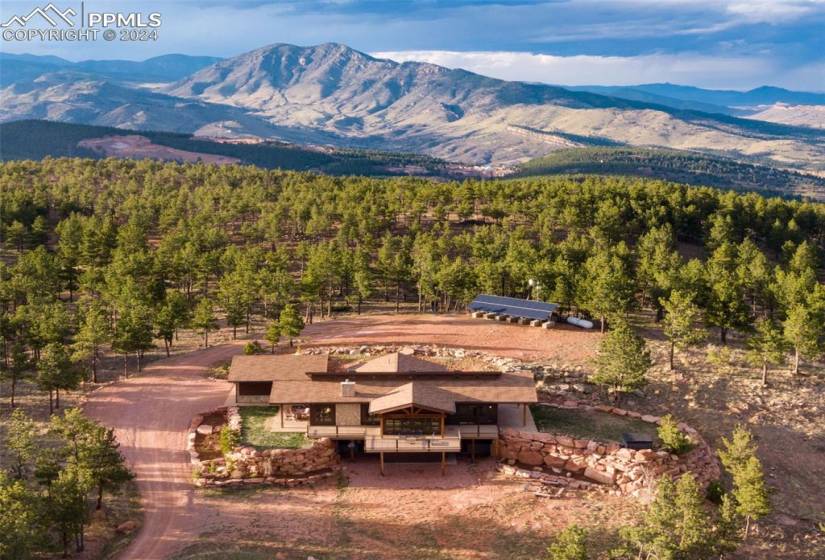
369;382;457;414
228;354;329;382
354;352;448;373
269;368;537;406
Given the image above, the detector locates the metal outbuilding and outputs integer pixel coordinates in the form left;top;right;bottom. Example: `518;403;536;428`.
468;294;558;322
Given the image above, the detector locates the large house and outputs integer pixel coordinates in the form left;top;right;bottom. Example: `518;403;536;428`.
228;351;538;474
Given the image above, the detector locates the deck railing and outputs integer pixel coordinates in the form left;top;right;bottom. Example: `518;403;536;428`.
364;433;462;453
235;395;270;404
306;425;372;438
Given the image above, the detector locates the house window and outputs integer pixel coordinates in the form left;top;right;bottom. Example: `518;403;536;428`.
360;404;380;426
383;417;441;436
309;404;336;426
447;404;498;425
237;382;272;396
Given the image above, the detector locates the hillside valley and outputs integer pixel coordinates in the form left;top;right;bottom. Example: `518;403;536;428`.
1;45;824;175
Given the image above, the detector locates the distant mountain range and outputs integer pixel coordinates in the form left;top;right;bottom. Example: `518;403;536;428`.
0;52;221;83
1;44;824;174
568;83;825;128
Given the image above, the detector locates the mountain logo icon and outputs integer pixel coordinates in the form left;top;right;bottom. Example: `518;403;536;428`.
1;3;77;28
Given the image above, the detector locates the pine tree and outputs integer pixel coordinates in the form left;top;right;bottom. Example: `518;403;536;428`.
706;242;751;344
547;524;588;560
614;474;715;560
1;342;30;408
718;425;770;540
37;343;81;413
112;302;154;374
673;474;713;556
191;298;218;348
581;243;635;332
265;320;280;353
660;290;706;371
733;456;771;539
746;317;787;385
0;472;39;560
48;463;93;556
591;319;651;404
783;303;823;375
278;303;304;347
82;425;133;510
72;300;111;383
5;408;37;479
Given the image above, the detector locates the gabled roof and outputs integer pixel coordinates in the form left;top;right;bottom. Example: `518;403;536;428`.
228;353;329;382
468;294;558;321
354;352;448;373
369;382;457;414
269;369;537;405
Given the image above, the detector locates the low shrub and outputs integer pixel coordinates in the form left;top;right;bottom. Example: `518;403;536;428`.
219;425;240;455
244;340;265;355
706;480;725;504
657;414;693;455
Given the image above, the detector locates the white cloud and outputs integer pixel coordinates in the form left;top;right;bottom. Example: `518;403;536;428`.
724;0;824;23
372;49;823;90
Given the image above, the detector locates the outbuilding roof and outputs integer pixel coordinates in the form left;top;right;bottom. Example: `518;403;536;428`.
468;294;558;321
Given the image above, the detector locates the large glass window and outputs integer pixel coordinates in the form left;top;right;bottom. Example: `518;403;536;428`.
447;404;498;425
309;404;336;426
383;417;441;436
360;404;380;426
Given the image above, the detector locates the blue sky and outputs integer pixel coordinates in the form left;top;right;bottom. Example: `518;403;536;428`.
2;0;824;90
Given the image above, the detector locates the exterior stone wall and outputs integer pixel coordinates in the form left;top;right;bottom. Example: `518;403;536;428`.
187;406;341;488
497;401;720;502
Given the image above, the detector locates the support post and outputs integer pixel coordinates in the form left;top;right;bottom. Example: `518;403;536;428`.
441;451;446;476
280;405;284;428
522;404;527;427
471;438;476;464
380;452;385;476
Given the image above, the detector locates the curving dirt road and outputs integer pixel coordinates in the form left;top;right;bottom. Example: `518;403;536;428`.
84;343;241;560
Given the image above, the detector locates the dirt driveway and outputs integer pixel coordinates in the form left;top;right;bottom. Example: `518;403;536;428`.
84;343;242;560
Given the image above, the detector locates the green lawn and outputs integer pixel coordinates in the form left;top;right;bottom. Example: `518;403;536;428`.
238;406;310;449
530;405;656;444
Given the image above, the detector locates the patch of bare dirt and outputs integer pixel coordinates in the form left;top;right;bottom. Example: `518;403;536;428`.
302;312;602;362
78;135;240;165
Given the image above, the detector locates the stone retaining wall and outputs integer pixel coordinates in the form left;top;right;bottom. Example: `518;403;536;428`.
187;406;341;488
498;401;720;502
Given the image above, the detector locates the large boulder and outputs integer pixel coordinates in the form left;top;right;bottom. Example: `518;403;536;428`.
517;449;544;466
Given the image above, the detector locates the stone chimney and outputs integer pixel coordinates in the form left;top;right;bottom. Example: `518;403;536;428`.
340;379;355;397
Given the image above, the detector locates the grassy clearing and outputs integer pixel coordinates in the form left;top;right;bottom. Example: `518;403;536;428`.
531;405;656;443
239;406;310;449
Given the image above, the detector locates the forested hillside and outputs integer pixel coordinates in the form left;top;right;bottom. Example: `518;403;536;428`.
1;158;824;382
1;159;824;556
517;147;825;199
0;120;449;176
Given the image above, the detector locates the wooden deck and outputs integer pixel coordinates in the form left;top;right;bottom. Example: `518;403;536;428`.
364;426;462;453
307;423;499;441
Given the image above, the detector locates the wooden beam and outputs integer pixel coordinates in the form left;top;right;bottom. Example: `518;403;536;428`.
441;451;446;476
280;405;284;428
522;403;527;426
471;438;476;464
380;452;385;476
